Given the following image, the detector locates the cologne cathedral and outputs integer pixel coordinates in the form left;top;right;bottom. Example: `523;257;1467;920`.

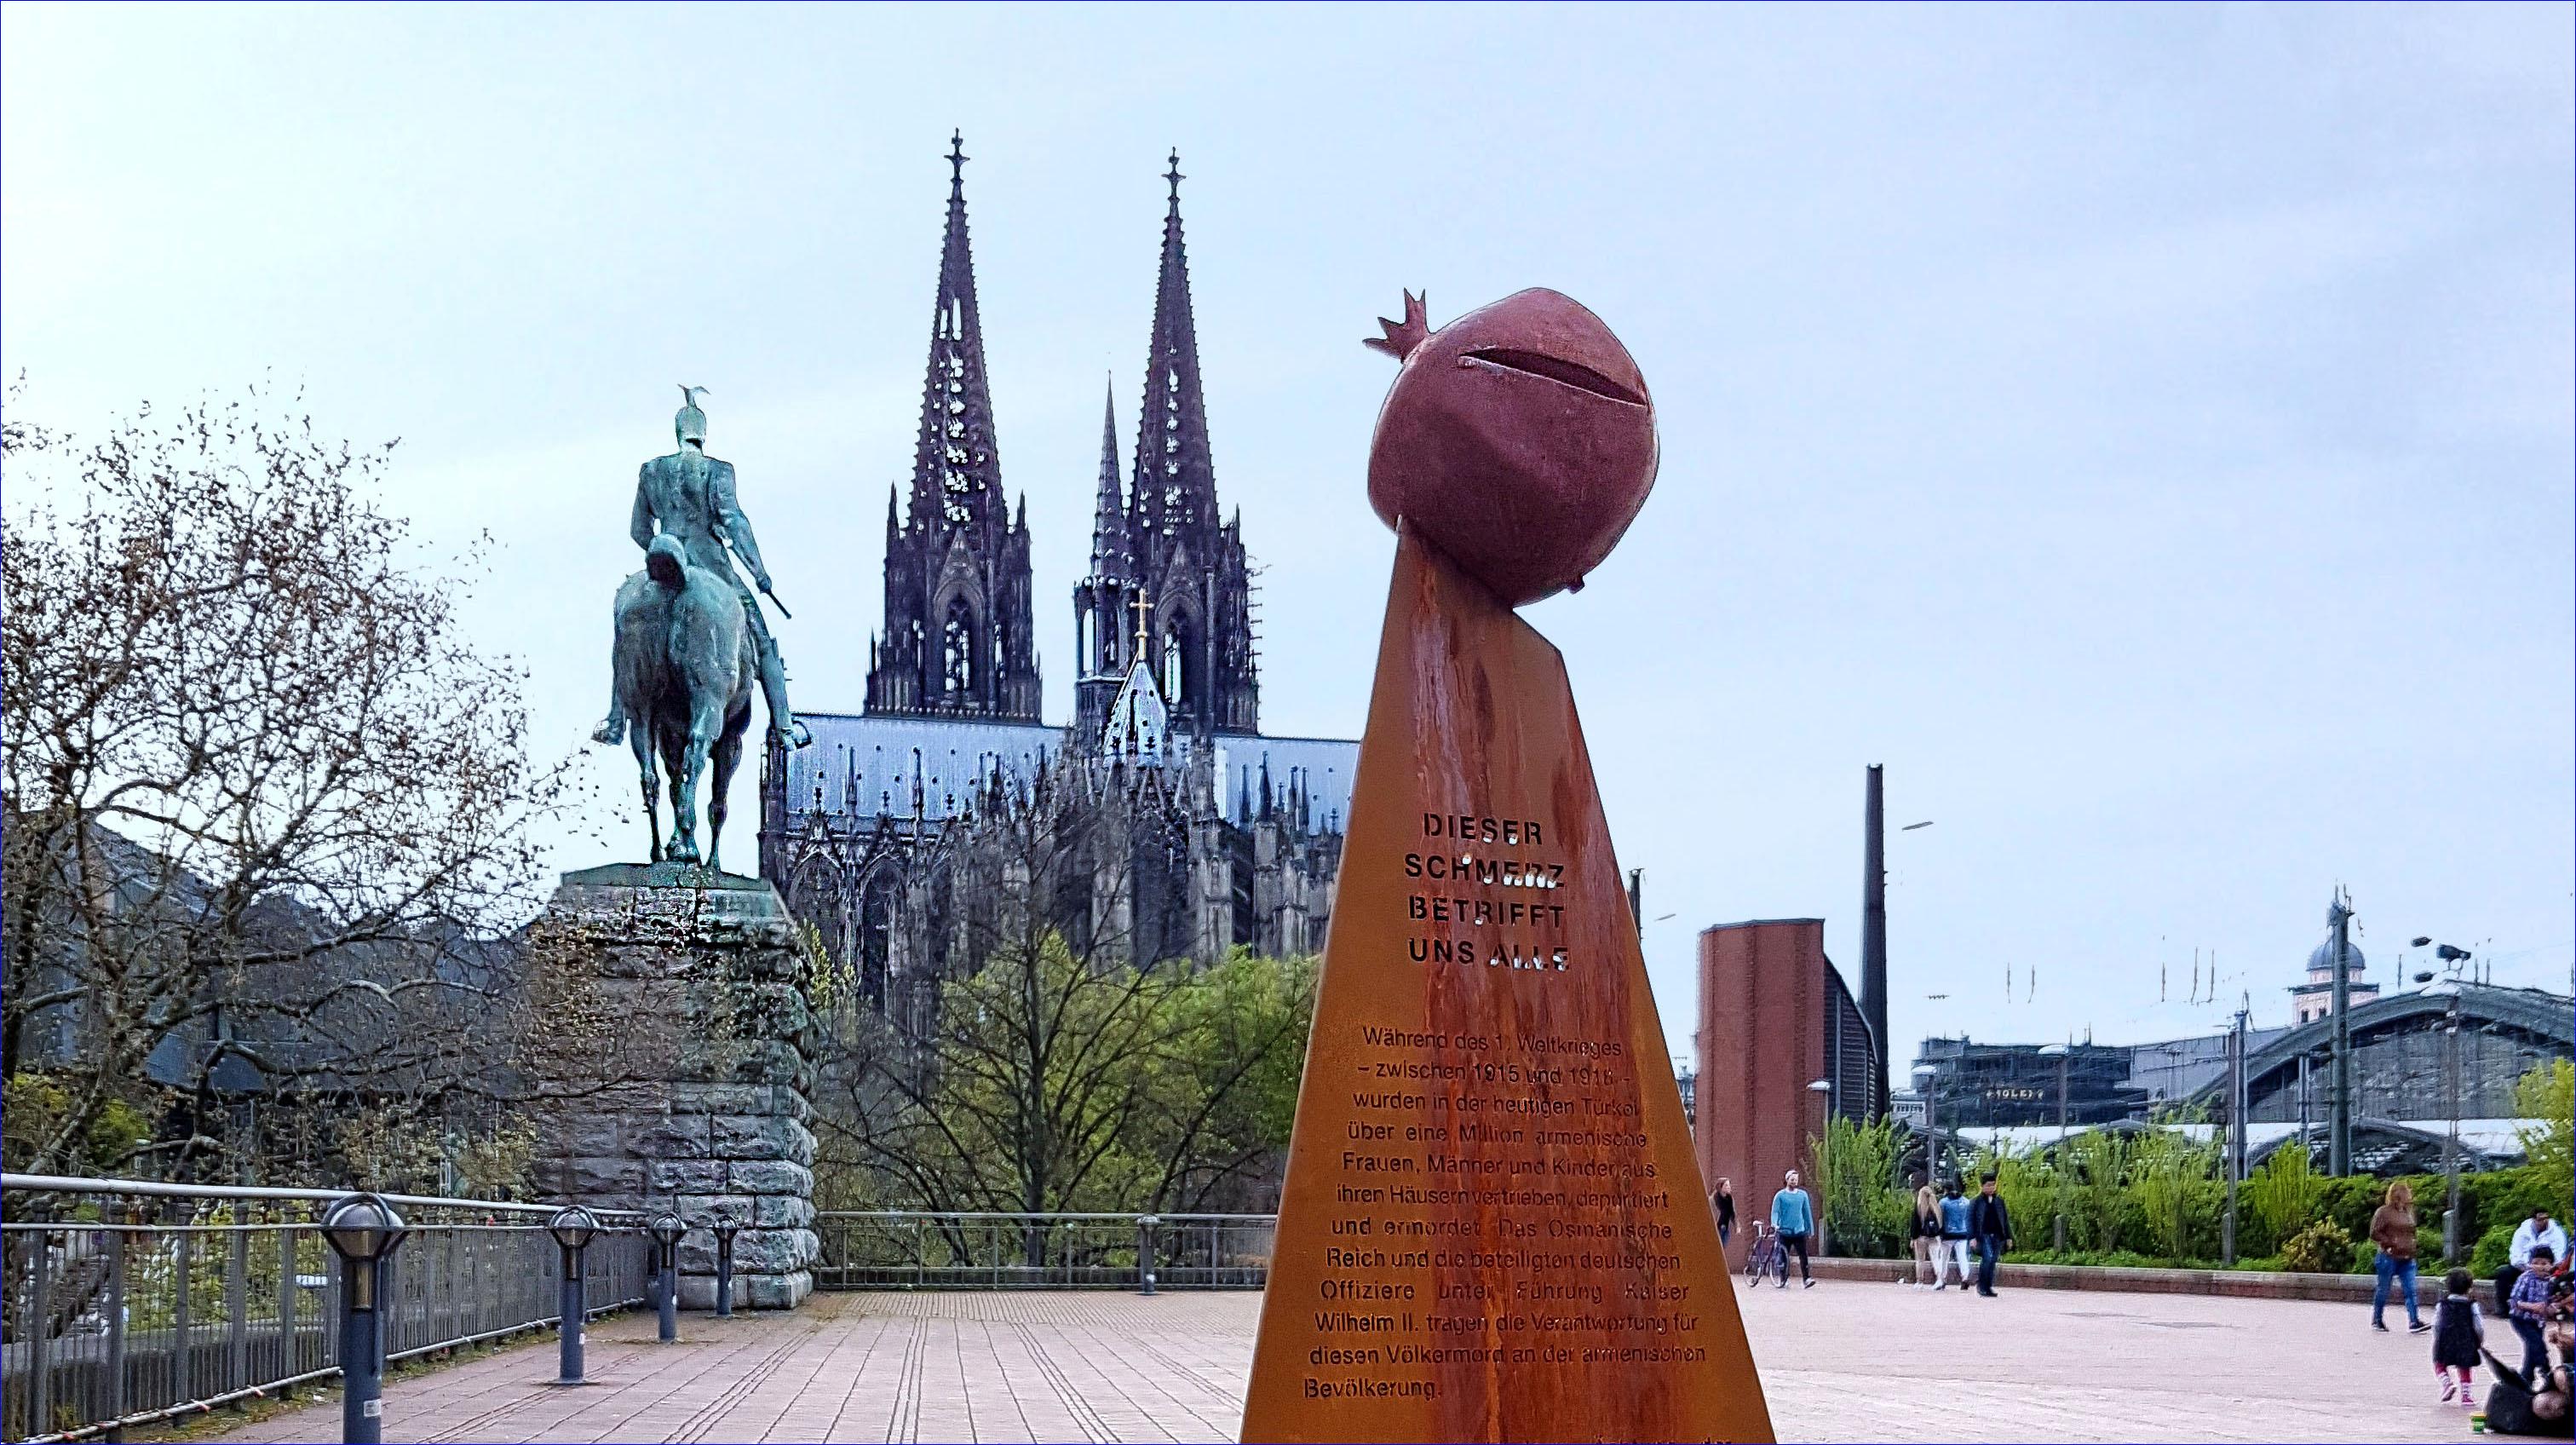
757;138;1352;1036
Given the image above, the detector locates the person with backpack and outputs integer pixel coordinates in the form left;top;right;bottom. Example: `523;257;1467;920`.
2432;1267;2486;1408
1907;1182;1942;1288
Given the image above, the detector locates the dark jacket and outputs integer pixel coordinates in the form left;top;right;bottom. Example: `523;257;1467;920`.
1712;1192;1736;1231
1969;1193;2012;1242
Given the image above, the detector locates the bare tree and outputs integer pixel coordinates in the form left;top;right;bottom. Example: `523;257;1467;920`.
2;385;575;1180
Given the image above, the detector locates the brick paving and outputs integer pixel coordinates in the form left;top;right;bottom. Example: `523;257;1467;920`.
212;1280;2483;1442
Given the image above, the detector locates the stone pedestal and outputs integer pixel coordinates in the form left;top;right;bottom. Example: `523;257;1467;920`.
532;863;819;1310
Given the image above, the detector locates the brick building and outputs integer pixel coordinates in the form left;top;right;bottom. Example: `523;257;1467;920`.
1694;918;1877;1258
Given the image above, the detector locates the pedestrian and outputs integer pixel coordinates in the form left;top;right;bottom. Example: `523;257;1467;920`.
1931;1178;1973;1292
2510;1245;2564;1379
1969;1172;2013;1298
1908;1182;1941;1288
2369;1179;2428;1333
2432;1266;2485;1408
2500;1210;2573;1317
1770;1169;1815;1290
1711;1177;1737;1251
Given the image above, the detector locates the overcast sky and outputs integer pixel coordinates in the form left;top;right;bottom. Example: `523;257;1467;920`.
6;2;2569;1069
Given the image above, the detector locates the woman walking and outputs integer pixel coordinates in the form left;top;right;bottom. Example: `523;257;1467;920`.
2369;1179;2428;1333
1909;1182;1942;1288
1711;1178;1738;1252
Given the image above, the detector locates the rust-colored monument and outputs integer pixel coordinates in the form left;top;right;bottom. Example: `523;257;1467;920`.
1241;292;1771;1442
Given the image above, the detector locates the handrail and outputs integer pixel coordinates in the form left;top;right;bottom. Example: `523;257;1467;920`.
1;1172;644;1219
2;1174;658;1442
814;1210;1273;1222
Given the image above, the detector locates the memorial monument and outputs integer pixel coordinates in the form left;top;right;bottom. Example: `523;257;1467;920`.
528;389;822;1310
1240;291;1771;1442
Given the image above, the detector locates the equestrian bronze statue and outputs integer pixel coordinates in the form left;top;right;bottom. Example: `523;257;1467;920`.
593;387;811;870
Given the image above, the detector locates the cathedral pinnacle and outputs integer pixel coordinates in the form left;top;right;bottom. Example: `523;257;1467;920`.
948;130;968;198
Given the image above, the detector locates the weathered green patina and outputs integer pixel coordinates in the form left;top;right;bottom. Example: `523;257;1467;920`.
594;389;811;869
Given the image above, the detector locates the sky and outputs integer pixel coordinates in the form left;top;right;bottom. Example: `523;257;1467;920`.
5;2;2570;1071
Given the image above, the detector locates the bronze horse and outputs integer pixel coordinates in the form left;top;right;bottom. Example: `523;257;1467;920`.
612;535;756;870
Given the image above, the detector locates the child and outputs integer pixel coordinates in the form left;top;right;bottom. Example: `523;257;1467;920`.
2433;1266;2484;1408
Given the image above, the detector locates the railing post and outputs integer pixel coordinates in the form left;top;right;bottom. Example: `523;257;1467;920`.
172;1224;193;1406
279;1220;300;1379
228;1220;250;1395
31;1220;52;1442
1137;1215;1159;1298
106;1223;129;1442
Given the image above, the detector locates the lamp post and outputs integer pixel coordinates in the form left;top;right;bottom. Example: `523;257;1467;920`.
2414;936;2475;1263
2038;1044;2070;1256
1805;1079;1833;1256
712;1221;739;1318
2222;1008;2247;1267
647;1212;687;1342
321;1193;407;1445
2327;891;2355;1176
547;1206;598;1385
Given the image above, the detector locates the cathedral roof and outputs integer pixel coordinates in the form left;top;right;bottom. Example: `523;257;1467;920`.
780;711;1355;832
1101;653;1170;761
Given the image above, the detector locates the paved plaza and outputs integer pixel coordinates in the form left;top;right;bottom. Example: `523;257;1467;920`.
212;1282;2482;1443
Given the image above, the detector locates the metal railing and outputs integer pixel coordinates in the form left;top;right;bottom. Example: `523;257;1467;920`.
2;1175;654;1443
814;1212;1276;1291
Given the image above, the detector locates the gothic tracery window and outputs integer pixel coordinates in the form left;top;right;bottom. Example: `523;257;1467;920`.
1162;620;1187;704
943;601;975;698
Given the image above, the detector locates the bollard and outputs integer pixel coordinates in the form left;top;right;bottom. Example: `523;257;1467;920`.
648;1212;687;1342
547;1206;599;1385
1137;1215;1160;1298
320;1194;408;1445
714;1223;738;1318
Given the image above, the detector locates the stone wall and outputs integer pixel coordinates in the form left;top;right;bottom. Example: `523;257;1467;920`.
532;863;820;1310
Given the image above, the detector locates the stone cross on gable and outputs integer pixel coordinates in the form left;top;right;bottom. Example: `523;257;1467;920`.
1130;585;1153;653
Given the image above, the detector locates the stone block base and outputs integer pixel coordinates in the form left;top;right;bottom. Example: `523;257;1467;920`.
532;865;821;1310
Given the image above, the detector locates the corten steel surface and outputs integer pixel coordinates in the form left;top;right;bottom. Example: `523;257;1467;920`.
1239;531;1770;1443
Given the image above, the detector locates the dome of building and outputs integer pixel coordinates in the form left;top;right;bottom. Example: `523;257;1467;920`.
2308;938;2366;974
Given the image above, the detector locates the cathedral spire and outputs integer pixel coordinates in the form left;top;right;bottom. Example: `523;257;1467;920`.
1131;148;1217;551
1090;376;1132;579
911;130;1003;540
871;134;1040;722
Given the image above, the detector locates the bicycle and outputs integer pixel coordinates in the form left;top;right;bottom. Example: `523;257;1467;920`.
1742;1223;1783;1287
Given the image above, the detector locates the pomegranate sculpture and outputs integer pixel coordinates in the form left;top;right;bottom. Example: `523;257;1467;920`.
1363;288;1658;607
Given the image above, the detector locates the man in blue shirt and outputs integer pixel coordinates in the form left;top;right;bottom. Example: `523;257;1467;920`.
1935;1179;1975;1292
1770;1169;1816;1289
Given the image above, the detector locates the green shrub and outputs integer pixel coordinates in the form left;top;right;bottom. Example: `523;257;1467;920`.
1808;1114;1910;1258
2245;1146;2321;1258
2130;1130;2219;1262
2064;1131;2131;1255
2280;1218;2352;1275
2472;1223;2516;1277
2349;1241;2379;1274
